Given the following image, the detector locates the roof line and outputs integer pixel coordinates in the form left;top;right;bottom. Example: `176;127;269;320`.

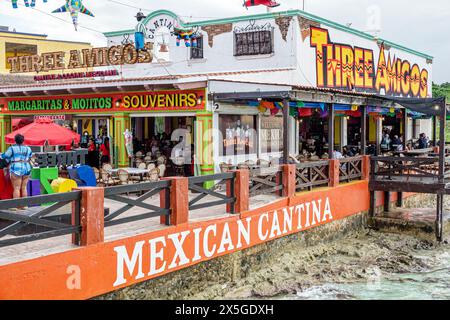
103;9;433;60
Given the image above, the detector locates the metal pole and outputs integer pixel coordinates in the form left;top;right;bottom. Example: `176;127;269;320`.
402;108;408;151
328;103;335;159
437;101;446;242
361;105;367;155
433;116;437;146
283;99;290;164
438;102;446;183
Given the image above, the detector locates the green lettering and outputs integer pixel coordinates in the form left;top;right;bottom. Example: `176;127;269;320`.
7;101;15;111
105;98;112;109
72;99;80;110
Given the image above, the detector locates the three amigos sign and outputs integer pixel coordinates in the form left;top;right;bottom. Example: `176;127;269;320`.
309;27;431;98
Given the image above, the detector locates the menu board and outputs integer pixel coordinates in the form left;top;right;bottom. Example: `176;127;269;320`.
260;116;283;153
219;115;256;156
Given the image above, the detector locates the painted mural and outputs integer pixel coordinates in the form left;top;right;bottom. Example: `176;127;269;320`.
309;27;430;98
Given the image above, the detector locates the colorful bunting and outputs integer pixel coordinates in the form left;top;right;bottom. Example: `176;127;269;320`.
52;0;95;31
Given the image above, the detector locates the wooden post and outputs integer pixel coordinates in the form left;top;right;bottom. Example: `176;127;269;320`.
328;159;340;188
328;103;335;159
383;191;390;213
437;193;444;242
375;116;382;156
433;116;437;146
369;191;376;219
361;105;367;155
436;101;446;242
402;108;408;150
160;177;189;226
281;164;296;197
283;99;290;164
361;155;371;181
72;187;104;246
397;192;403;208
227;170;249;214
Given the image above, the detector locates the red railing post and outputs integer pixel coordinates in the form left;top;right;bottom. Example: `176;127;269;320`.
281;164;296;197
227;170;249;214
329;159;340;188
362;155;371;181
72;187;104;246
160;177;189;226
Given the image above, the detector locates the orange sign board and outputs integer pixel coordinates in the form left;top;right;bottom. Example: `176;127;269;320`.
0;89;206;115
0;182;370;300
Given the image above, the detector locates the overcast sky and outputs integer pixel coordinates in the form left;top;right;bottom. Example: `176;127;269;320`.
0;0;449;83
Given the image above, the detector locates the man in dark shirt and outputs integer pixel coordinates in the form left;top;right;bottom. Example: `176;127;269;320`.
418;133;428;149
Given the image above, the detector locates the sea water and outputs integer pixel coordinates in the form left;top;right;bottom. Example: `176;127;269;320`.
284;250;450;300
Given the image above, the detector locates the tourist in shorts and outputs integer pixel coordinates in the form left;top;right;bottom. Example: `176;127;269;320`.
0;134;33;207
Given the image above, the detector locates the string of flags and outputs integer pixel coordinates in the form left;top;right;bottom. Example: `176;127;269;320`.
246;101;429;120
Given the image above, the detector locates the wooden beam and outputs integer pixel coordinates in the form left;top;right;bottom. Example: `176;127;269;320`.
439;101;446;183
433;116;437;146
402;108;408;150
376;116;381;156
361;105;367;155
328;103;335;159
283;99;290;164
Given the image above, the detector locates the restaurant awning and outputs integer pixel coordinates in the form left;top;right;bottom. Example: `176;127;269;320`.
378;96;447;117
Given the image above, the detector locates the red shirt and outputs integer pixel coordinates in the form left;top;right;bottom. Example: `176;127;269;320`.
100;144;110;157
88;144;96;152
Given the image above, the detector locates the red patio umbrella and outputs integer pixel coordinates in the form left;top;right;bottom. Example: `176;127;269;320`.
12;118;33;130
5;118;80;146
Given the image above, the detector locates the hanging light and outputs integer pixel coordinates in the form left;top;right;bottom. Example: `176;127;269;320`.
159;43;169;53
159;34;169;53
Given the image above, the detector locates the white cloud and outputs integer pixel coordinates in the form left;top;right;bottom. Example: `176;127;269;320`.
0;0;449;83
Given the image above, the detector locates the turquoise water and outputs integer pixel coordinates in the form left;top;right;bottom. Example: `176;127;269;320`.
288;251;450;300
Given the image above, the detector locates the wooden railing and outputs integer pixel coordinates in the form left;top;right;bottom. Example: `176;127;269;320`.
104;180;172;227
249;167;283;197
339;156;363;183
295;160;330;192
188;173;236;214
0;191;82;248
370;156;442;181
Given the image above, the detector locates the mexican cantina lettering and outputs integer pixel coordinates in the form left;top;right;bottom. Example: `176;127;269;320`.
113;197;333;287
310;27;430;98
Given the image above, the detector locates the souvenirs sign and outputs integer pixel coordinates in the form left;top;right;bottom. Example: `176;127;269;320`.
0;89;206;114
7;43;153;74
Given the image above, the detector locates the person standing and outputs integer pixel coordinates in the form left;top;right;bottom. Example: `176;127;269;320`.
87;138;99;169
0;134;33;205
100;137;111;166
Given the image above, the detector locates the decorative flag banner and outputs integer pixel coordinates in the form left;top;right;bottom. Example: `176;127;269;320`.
12;0;48;8
243;0;281;9
53;0;95;31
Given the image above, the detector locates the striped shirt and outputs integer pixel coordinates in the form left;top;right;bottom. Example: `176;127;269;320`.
135;22;147;37
1;145;33;177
